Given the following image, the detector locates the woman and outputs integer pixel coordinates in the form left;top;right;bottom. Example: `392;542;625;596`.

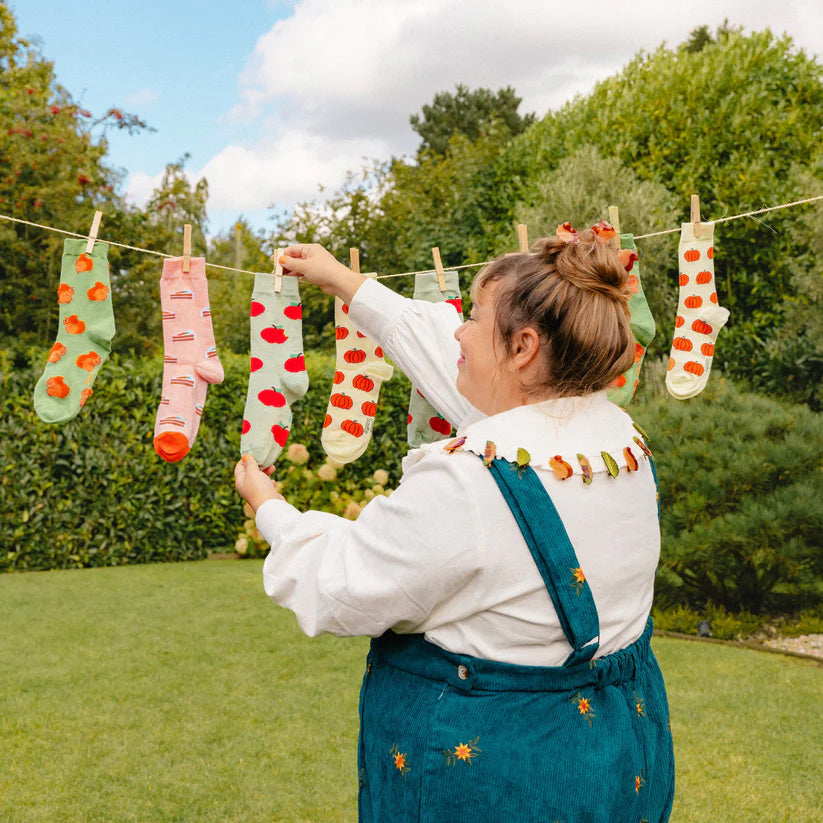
234;227;674;822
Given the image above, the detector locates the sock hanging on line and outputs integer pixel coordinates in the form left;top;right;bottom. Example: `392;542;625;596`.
33;238;115;423
666;222;730;400
322;280;393;464
153;257;224;463
606;233;656;408
407;269;462;446
240;273;308;468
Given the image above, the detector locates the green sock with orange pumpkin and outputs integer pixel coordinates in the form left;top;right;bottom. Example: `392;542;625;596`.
33;239;115;423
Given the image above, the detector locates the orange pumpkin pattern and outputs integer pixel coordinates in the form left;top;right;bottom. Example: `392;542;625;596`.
57;283;75;304
344;348;367;363
341;419;364;437
691;319;713;335
336;326;349;340
361;400;377;417
672;337;692;351
46;375;70;398
696;271;712;285
48;342;67;363
675;315;684;328
684;361;704;376
678;273;688;286
352;374;375;392
683;249;700;263
63;314;86;334
684;295;702;309
701;342;715;357
333;370;344;384
330;392;353;409
323;413;332;428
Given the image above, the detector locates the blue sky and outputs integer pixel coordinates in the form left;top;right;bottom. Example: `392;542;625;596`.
10;0;823;239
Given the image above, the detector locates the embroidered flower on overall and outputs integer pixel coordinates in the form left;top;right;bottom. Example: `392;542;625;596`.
569;691;595;727
570;566;586;596
389;742;410;779
442;736;481;766
635;774;645;794
634;692;646;718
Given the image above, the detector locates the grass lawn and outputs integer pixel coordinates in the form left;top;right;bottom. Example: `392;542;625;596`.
1;560;821;822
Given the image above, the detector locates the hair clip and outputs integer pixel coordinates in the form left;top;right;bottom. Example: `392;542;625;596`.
617;248;638;273
556;222;580;244
590;220;617;244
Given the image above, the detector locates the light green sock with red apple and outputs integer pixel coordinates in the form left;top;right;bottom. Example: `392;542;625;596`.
322;281;393;464
240;273;308;468
33;238;115;423
407;270;462;446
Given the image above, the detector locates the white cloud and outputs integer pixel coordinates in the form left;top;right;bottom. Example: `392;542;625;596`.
136;0;823;227
124;170;165;206
197;129;388;211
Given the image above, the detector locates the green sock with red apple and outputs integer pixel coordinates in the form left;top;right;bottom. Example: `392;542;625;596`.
407;270;462;446
240;273;308;468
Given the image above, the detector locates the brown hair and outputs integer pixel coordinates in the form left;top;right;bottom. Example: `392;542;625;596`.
471;229;635;398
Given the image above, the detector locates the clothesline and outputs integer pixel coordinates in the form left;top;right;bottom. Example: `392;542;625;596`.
1;193;822;281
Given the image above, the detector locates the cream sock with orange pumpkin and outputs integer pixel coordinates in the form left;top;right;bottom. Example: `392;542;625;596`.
323;282;393;464
240;273;309;468
154;257;224;463
33;238;115;423
666;223;730;400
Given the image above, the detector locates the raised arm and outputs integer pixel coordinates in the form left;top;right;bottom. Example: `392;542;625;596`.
281;244;482;431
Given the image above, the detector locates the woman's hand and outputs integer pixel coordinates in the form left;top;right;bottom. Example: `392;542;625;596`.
280;244;367;303
234;454;284;513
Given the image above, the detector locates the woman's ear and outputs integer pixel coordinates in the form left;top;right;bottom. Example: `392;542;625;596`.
510;327;542;370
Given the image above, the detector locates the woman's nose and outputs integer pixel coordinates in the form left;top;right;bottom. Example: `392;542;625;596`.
454;321;466;342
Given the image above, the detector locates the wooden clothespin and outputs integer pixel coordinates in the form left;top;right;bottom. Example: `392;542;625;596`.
85;210;102;254
349;248;360;274
182;224;192;273
608;205;621;250
431;247;447;292
690;194;703;238
516;224;529;253
272;247;284;293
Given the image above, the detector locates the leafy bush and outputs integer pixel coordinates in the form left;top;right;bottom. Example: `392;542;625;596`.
652;604;763;640
634;379;823;614
0;348;414;571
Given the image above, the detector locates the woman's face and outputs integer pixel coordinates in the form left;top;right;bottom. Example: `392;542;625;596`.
454;280;518;415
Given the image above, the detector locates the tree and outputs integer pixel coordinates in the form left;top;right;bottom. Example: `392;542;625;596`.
410;84;535;157
0;1;150;350
508;29;823;405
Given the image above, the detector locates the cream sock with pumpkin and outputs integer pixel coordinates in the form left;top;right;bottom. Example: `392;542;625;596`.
322;280;393;464
240;273;308;468
666;223;729;400
33;238;115;423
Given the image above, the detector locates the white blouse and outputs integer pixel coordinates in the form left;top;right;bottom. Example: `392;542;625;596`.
257;278;660;666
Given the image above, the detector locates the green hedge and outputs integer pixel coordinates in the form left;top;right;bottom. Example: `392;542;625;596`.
3;349;822;619
633;378;823;614
0;347;414;571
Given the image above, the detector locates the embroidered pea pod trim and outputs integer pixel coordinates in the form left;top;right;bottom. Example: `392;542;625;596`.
442;737;481;766
568;691;595;727
389;742;411;779
633;435;653;458
601;450;619;478
624;446;639;472
577;453;593;485
482;440;496;467
549;454;574;480
633;420;650;441
443;435;466;454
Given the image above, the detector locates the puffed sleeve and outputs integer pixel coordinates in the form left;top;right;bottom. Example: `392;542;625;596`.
256;451;485;638
348;277;483;430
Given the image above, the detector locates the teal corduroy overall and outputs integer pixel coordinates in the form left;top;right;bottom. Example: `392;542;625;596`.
357;459;674;822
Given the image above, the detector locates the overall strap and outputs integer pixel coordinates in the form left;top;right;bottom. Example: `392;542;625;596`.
487;459;600;666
